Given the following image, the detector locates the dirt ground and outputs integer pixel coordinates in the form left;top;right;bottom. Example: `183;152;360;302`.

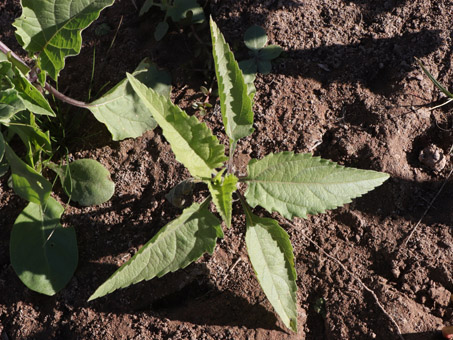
1;0;452;339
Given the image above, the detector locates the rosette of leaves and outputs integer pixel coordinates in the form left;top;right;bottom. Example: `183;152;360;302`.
1;0;172;296
88;18;389;333
140;0;205;41
239;25;283;78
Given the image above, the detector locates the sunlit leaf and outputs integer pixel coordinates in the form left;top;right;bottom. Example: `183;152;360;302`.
243;203;297;332
127;73;227;178
244;152;390;219
88;199;223;300
210;18;254;144
88;59;171;140
207;173;238;227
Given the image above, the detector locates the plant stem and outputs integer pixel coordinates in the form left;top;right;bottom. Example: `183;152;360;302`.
0;40;100;109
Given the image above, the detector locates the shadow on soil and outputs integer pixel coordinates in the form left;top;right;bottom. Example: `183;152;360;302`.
274;30;441;95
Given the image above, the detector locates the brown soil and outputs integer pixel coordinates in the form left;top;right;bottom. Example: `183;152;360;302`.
1;0;452;339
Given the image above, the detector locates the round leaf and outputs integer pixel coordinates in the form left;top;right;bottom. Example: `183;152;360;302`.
244;25;267;51
60;159;115;206
10;197;78;296
258;45;283;60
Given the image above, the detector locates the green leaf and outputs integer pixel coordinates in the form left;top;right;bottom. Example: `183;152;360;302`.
13;0;115;80
10;197;78;296
88;199;223;301
244;25;268;51
0;88;25;123
139;0;154;16
210;18;254;144
88;59;171;141
4;143;52;204
207;173;238;227
238;59;257;99
154;21;169;41
127;73;227;178
258;45;283;61
257;60;272;74
243;203;297;332
418;60;453;98
244;152;390;219
1;60;55;117
168;0;205;24
57;159;115;206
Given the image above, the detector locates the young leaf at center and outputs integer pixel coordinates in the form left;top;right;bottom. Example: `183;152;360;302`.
210;18;254;146
207;172;238;228
89;199;223;301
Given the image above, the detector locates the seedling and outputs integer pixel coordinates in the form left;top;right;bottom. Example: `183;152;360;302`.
239;25;283;78
89;19;389;333
192;86;214;116
139;0;205;41
1;0;170;295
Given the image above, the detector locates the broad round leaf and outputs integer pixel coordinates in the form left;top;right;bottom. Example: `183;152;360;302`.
10;197;78;296
244;25;268;51
60;159;115;206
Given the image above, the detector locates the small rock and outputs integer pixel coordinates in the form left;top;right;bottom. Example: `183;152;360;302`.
419;144;447;171
442;325;453;339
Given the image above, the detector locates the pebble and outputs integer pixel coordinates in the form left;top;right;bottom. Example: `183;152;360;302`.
419;144;447;171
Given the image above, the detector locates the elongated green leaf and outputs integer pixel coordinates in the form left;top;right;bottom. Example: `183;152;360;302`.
127;73;227;178
88;60;170;140
210;18;254;144
56;159;115;206
418;60;453;98
13;0;115;80
10;197;78;296
154;21;169;41
88;199;223;300
244;25;268;51
207;173;238;227
4;143;52;204
243;203;297;332
244;152;390;219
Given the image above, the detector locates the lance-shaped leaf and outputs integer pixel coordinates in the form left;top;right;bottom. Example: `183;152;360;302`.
54;159;115;206
88;59;170;141
243;202;297;332
207;173;238;227
210;18;254;144
127;73;227;178
0;132;4;162
244;152;390;220
13;0;115;80
4;143;52;204
88;199;223;301
10;197;78;296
